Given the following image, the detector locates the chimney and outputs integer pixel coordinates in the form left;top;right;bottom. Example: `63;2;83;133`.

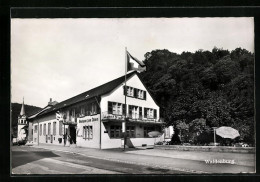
48;98;53;105
48;98;58;106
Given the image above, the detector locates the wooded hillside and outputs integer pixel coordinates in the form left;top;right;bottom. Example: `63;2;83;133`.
139;47;254;144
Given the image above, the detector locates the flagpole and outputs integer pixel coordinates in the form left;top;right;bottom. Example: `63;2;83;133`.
123;47;127;151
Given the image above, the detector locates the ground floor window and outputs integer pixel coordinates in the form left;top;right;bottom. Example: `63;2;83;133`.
40;124;42;136
34;125;38;133
110;125;121;138
48;123;51;135
83;126;93;140
53;122;56;135
43;124;46;136
126;126;135;138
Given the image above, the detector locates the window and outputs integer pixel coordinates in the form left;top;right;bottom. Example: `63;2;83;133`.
144;108;155;119
126;126;135;138
108;102;125;115
113;102;122;115
43;124;46;136
139;107;143;119
59;121;63;135
83;126;93;140
83;126;87;139
53;122;56;135
91;103;97;115
129;105;140;119
89;126;93;139
34;125;38;133
80;106;85;116
112;102;117;114
70;108;75;118
110;125;121;138
124;86;146;100
138;90;144;99
117;103;122;115
48;123;51;135
40;124;42;136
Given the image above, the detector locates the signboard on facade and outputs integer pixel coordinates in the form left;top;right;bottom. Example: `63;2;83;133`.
78;115;99;124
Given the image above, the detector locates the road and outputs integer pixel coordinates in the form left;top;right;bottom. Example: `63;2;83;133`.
11;146;186;174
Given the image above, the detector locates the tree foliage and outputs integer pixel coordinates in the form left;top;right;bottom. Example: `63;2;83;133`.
140;47;254;144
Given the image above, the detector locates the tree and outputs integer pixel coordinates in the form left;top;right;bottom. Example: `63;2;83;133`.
140;47;254;145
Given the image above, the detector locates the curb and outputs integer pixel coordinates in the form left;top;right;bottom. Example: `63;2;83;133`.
31;145;208;174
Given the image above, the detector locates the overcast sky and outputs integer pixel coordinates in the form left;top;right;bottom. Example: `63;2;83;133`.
11;18;254;108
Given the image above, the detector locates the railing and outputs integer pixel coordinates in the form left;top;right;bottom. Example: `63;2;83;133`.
102;111;163;123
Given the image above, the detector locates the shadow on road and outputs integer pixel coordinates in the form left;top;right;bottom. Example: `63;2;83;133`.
12;151;60;168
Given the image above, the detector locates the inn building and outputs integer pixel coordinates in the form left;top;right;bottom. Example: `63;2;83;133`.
28;71;164;149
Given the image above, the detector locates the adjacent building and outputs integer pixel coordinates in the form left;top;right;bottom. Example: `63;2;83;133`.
28;71;164;149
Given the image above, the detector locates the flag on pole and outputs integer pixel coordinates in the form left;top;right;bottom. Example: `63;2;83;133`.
127;51;146;72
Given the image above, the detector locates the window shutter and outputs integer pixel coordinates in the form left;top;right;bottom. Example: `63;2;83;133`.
139;107;142;119
108;101;112;114
154;109;157;119
129;105;132;116
144;91;146;100
123;86;126;95
144;108;147;118
123;104;126;115
134;88;138;98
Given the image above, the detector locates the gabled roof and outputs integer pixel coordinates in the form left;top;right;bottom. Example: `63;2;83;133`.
37;71;137;117
27;105;52;120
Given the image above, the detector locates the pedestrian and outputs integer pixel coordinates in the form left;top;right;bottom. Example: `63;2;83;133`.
68;134;71;146
64;133;67;146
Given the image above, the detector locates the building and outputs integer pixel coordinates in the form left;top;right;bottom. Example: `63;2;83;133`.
17;98;28;142
28;71;163;149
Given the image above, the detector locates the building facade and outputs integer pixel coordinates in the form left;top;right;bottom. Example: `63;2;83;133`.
29;71;163;149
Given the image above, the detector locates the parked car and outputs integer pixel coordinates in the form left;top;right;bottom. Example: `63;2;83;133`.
17;139;27;146
155;141;164;145
242;143;249;147
12;138;18;146
234;143;249;147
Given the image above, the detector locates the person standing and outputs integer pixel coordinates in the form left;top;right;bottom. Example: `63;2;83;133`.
64;132;67;146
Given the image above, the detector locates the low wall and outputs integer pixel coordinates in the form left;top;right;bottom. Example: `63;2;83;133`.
155;145;255;153
127;138;155;148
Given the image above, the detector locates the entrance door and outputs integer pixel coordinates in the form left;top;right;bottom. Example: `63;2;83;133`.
69;126;76;144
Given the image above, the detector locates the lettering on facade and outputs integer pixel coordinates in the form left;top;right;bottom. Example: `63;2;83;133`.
78;116;99;123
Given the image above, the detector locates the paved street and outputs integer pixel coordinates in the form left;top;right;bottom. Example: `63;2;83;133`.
11;145;255;174
12;146;186;174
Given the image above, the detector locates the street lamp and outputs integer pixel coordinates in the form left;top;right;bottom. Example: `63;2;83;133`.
212;127;218;146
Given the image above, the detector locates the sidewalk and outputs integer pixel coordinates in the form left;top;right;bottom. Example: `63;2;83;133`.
31;143;255;174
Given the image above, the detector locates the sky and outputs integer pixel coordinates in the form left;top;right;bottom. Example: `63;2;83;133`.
11;18;254;108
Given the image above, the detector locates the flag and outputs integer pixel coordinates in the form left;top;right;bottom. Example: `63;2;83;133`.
127;51;146;72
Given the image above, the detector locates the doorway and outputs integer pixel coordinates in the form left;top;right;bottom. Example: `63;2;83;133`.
69;126;76;144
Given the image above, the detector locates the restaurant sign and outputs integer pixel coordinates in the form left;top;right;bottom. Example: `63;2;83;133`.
78;115;99;123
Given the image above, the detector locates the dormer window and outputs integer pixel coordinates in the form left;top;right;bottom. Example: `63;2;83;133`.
124;86;146;100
